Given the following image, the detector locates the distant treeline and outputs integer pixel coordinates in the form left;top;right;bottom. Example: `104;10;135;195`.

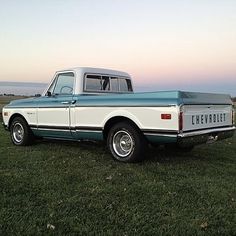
233;97;236;102
0;94;15;96
0;93;40;97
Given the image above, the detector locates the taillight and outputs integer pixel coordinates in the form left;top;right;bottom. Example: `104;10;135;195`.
161;114;172;120
179;111;183;131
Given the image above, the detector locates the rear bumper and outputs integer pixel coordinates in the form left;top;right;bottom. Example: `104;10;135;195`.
178;126;235;147
144;126;235;146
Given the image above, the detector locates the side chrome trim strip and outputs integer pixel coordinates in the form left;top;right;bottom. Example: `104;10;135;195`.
75;130;102;133
34;128;71;132
144;132;177;138
142;129;178;134
30;125;103;133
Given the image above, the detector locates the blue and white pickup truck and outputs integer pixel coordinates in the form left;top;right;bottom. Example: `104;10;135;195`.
2;67;235;162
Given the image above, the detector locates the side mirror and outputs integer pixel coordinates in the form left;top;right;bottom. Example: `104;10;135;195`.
46;91;52;97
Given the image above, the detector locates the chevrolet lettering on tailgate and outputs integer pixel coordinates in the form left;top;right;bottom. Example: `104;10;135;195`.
192;113;226;125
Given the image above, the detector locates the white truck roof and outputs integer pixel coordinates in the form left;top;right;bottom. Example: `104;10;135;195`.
57;67;131;78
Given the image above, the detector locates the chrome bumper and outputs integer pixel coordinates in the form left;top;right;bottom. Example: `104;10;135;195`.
178;126;235;147
144;126;235;146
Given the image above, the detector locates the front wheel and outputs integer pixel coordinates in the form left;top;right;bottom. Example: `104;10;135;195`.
10;117;34;146
107;122;147;163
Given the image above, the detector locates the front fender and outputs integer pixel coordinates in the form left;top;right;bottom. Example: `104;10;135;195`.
3;108;37;129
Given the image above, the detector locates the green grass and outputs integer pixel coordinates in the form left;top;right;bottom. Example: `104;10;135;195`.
0;96;236;235
0;124;235;235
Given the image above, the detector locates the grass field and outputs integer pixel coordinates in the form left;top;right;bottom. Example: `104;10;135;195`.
0;97;236;235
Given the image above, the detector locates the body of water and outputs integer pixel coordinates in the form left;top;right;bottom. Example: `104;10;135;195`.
0;81;235;97
0;82;47;96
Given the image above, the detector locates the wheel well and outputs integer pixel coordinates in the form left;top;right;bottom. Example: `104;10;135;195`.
8;113;28;128
103;116;140;140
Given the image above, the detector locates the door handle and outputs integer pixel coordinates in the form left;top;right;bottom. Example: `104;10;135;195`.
61;100;77;105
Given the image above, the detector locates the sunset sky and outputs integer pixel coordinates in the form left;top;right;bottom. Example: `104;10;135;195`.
0;0;236;95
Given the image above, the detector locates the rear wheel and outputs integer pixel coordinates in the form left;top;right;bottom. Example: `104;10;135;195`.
10;117;34;146
107;122;147;163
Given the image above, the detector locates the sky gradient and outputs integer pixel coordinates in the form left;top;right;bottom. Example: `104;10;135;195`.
0;0;236;95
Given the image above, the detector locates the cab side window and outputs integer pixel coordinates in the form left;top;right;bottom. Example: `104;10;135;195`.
119;78;133;92
52;72;74;95
85;75;110;91
110;77;119;92
84;74;132;93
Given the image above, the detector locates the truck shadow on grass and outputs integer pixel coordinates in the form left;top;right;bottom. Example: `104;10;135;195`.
36;138;222;164
147;138;235;164
146;145;203;163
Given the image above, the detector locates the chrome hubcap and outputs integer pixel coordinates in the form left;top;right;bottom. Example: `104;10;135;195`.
13;123;24;143
112;131;134;157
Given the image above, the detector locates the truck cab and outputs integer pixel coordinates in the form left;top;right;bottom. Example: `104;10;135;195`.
43;67;133;97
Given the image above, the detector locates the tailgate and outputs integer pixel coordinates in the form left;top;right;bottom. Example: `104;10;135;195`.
182;105;233;131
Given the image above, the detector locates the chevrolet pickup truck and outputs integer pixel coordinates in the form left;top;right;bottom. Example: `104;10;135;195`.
2;67;235;162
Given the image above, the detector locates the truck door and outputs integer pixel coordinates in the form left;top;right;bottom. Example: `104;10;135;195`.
37;72;75;139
